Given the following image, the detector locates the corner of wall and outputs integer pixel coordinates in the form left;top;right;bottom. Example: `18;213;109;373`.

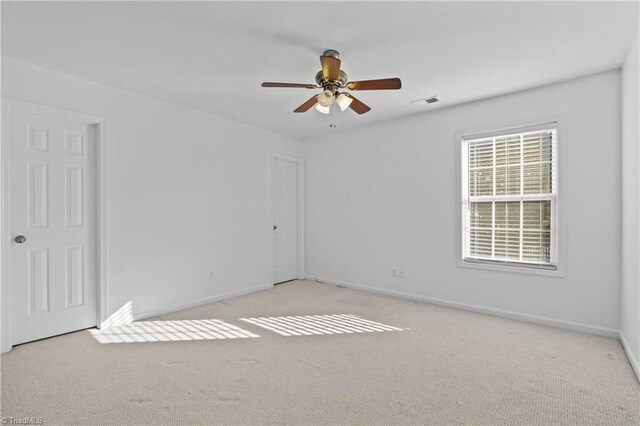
620;26;640;378
620;331;640;382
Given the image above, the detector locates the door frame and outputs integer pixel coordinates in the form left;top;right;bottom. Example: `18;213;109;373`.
270;153;305;284
1;97;108;354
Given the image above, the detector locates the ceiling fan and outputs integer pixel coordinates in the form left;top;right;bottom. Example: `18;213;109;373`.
261;49;401;115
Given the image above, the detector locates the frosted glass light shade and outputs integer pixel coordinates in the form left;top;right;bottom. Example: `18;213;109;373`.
315;104;330;114
336;93;353;111
317;90;335;107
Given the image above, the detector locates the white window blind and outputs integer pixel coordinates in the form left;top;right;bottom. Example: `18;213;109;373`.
461;124;558;269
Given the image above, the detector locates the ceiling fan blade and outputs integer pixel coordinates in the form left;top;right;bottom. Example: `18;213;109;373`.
320;55;341;81
346;94;371;115
346;78;402;91
262;82;319;89
294;95;318;113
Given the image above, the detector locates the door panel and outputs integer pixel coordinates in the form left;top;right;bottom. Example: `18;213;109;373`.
273;158;298;284
9;109;97;345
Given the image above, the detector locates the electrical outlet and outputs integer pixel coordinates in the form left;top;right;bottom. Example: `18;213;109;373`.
392;267;405;278
208;270;214;280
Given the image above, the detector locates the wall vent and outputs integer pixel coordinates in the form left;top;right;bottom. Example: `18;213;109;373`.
410;96;439;104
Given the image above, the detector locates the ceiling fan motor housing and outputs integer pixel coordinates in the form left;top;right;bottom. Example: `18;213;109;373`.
315;70;348;93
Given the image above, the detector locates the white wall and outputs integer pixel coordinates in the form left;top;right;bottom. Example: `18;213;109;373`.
1;55;631;351
305;70;621;333
2;57;302;324
621;29;640;376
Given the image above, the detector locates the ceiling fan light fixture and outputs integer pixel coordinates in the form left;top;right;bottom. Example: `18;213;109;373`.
315;103;330;114
336;93;353;111
317;90;335;107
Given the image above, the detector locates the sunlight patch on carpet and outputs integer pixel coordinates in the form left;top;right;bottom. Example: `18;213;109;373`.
89;319;259;343
100;301;134;328
239;314;404;336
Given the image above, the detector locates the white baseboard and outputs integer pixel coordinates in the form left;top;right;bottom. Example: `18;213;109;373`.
620;331;640;382
133;282;274;321
307;275;620;339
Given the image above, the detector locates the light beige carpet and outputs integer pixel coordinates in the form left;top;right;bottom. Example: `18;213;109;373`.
1;280;638;425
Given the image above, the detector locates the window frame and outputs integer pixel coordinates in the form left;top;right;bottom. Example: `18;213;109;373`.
455;117;565;277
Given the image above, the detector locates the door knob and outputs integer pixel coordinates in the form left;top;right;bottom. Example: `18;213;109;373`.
273;225;277;230
14;235;26;244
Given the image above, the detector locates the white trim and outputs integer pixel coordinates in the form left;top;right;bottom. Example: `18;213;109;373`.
306;275;619;339
96;115;109;329
619;332;640;383
0;98;107;354
134;282;274;321
455;114;567;277
456;258;561;277
491;137;496;258
461;121;560;141
1;102;9;353
469;194;556;202
270;153;306;283
1;98;105;124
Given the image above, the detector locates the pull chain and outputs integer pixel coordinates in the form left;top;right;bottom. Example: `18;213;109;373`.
329;101;337;129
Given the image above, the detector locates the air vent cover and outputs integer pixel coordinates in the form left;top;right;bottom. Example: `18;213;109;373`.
410;95;439;104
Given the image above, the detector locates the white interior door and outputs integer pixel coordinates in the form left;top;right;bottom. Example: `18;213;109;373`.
8;108;97;345
273;158;298;284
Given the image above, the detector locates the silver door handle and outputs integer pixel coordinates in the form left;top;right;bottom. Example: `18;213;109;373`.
14;235;26;244
273;225;277;230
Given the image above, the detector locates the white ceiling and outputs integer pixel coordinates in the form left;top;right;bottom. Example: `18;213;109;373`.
2;1;638;139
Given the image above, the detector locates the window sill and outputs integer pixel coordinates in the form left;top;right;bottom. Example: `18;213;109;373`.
458;258;564;278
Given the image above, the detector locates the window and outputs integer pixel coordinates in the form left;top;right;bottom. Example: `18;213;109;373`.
461;123;558;270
